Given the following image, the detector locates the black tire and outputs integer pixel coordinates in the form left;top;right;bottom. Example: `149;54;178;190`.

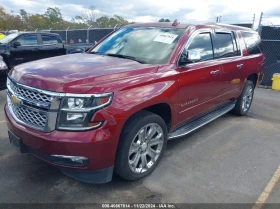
232;80;255;116
115;110;168;181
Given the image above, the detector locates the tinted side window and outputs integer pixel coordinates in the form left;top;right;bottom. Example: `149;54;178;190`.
214;33;235;58
241;32;262;55
42;35;58;44
57;36;62;43
187;33;214;62
18;35;38;46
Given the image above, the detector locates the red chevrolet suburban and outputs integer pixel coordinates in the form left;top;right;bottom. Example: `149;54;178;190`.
5;22;264;183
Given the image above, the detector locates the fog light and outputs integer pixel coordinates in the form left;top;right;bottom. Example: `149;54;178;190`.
51;155;88;167
66;113;86;121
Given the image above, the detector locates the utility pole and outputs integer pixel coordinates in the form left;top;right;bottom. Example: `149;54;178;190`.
66;27;70;44
87;25;92;43
258;12;263;34
216;16;219;23
252;14;256;29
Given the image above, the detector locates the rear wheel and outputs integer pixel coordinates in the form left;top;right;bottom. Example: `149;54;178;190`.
232;80;254;116
115;111;168;181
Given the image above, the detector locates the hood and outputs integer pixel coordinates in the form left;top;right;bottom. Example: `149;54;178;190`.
10;53;158;93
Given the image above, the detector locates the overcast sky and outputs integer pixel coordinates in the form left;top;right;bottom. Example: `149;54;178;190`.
1;0;280;26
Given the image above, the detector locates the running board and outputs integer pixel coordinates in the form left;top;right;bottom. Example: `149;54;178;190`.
168;101;236;139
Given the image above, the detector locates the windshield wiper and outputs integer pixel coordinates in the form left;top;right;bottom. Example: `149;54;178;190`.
90;51;104;55
105;53;146;64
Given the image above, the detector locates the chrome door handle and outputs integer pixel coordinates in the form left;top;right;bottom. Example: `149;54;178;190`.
210;70;220;75
237;64;244;69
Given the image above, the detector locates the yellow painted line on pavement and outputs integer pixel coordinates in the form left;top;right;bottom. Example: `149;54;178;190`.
252;166;280;209
0;120;6;123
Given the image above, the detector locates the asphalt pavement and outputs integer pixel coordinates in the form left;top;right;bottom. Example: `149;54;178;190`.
0;88;280;205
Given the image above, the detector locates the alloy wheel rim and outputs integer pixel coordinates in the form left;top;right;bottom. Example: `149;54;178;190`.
242;85;253;112
128;123;164;174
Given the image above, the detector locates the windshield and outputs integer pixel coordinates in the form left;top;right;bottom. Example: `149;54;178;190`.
0;33;18;44
90;27;184;64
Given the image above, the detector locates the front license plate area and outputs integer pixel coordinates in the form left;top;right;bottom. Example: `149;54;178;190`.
8;130;20;148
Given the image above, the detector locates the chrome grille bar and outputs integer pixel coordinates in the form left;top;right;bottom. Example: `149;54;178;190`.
6;77;62;132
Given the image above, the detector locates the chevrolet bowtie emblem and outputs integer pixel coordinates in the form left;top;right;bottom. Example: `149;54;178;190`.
11;95;21;105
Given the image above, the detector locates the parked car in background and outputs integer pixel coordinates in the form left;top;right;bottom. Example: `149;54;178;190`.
5;22;264;183
0;32;93;70
0;56;8;90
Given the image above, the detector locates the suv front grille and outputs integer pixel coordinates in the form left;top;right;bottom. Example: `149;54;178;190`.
9;80;53;106
6;78;59;132
9;98;47;128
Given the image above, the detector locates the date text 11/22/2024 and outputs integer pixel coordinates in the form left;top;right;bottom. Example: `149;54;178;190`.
102;203;176;208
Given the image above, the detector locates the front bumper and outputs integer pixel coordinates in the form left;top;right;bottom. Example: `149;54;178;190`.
5;104;117;183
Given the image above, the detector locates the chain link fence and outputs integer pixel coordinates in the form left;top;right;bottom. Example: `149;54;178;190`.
0;28;115;44
40;28;114;44
258;13;280;86
3;14;278;87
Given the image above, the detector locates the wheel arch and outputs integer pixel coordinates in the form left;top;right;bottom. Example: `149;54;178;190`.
246;73;258;88
121;102;173;134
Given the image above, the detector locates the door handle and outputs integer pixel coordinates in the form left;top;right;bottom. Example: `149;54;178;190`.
237;64;244;69
32;48;40;51
210;70;220;75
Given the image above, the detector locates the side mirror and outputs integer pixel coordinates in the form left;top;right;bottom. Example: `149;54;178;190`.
179;50;201;65
13;41;21;48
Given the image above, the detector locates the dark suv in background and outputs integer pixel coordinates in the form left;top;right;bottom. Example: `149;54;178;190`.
0;32;93;89
0;32;65;69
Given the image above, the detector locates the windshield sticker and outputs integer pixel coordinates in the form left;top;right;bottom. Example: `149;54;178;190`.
153;33;178;44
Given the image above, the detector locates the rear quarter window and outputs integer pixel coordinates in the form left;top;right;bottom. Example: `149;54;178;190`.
241;32;262;55
42;35;59;45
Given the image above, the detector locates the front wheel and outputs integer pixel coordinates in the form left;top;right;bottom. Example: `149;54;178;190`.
115;111;168;181
232;80;254;116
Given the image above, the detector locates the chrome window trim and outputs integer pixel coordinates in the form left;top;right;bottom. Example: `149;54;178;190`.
17;45;40;47
177;28;245;68
234;31;244;57
42;43;58;46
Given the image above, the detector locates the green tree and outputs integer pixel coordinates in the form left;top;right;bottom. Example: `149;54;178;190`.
44;7;64;29
0;6;131;30
159;18;165;22
96;16;110;27
81;6;100;27
0;7;25;30
28;14;49;30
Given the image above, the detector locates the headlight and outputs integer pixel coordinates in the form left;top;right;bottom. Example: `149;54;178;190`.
57;93;113;130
